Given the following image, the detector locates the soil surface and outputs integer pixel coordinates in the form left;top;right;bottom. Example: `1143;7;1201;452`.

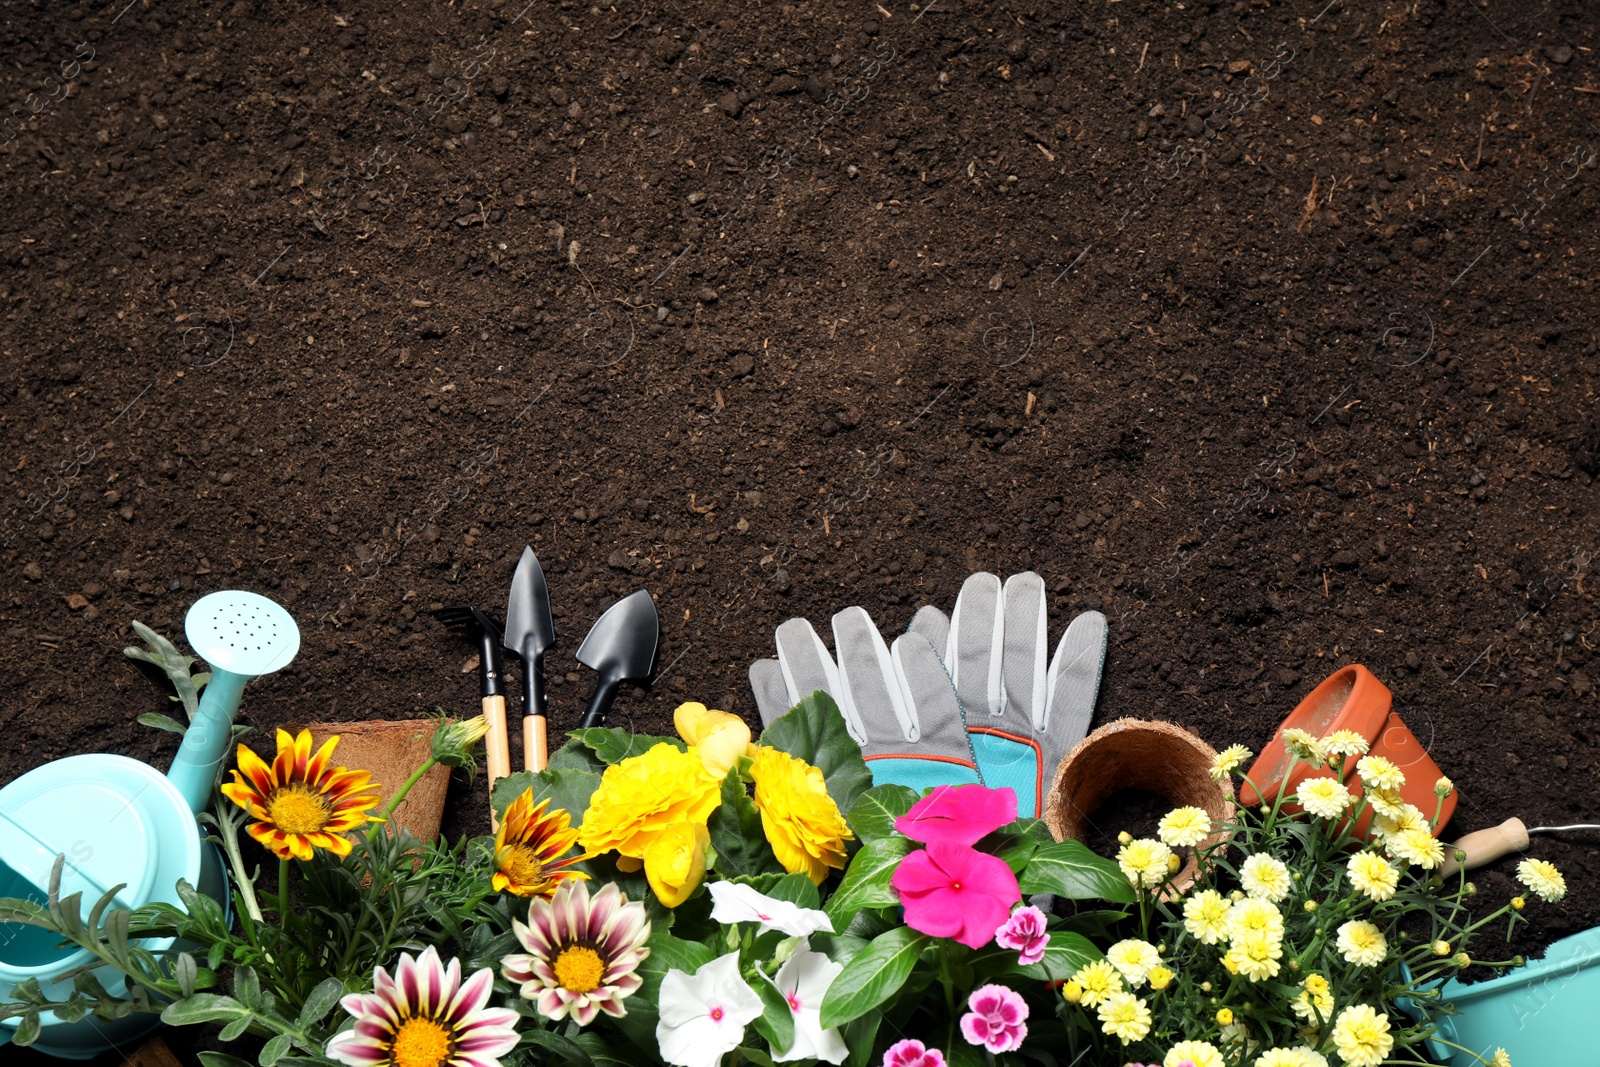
4;0;1600;1062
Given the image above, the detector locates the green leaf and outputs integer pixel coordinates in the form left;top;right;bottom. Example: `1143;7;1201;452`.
572;1032;638;1067
573;727;685;764
175;953;198;998
968;931;1100;982
232;967;263;1012
751;969;796;1054
948;1038;986;1067
843;1010;882;1067
219;1016;252;1042
738;1048;777;1067
825;837;912;928
762;872;821;911
259;1033;293;1065
13;1011;40;1046
993;832;1039;874
0;896;52;927
709;769;784;879
521;1029;595;1067
199;1054;258;1067
846;784;917;842
137;712;189;736
491;766;601;823
760;691;873;816
162;993;252;1028
810;932;869;968
818;927;929;1029
546;736;609;774
297;977;344;1027
1018;840;1136;904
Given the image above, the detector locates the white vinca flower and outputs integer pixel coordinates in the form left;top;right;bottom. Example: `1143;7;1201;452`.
657;952;765;1067
769;941;847;1064
708;880;835;938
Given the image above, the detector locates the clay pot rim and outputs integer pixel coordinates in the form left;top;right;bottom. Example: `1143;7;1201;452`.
1240;663;1392;806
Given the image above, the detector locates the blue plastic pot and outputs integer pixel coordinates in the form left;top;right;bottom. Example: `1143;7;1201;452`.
0;591;298;1058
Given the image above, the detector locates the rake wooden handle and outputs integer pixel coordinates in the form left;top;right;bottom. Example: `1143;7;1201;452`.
482;694;512;829
1441;817;1529;878
524;715;548;773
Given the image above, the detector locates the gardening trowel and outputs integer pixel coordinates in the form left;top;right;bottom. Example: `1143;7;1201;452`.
504;546;555;772
576;589;659;729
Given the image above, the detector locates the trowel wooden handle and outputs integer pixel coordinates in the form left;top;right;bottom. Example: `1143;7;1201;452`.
482;694;511;829
525;715;548;773
1441;817;1530;877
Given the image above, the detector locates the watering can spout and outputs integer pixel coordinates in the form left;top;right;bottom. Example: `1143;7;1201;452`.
168;592;301;815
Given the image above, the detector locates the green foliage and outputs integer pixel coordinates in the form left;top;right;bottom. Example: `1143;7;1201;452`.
759;691;872;817
709;769;785;879
492;766;602;824
819;927;929;1029
845;784;918;843
572;727;685;764
1017;840;1137;904
124;619;210;729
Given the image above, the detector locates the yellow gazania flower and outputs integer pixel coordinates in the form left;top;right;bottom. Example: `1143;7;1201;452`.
1387;828;1445;870
578;742;721;861
1158;806;1212;848
748;746;852;883
1069;959;1123;1008
1096;991;1151;1044
1331;1004;1393;1067
220;728;384;861
673;701;753;778
492;789;590;898
1516;858;1566;902
1183;889;1233;944
1240;854;1292;902
1347;851;1399;902
1117;838;1173;889
642;821;710;907
1336;920;1388;967
1355;755;1405;791
1209;744;1252;781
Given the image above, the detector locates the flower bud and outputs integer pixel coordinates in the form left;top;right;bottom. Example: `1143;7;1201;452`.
1229;890;1245;902
1432;941;1452;957
1167;854;1182;874
1117;831;1133;845
1434;776;1454;798
1464;882;1477;897
1303;900;1318;913
1511;896;1526;911
1287;959;1301;973
1149;966;1174;991
1454;952;1471;969
431;714;492;769
1512;955;1525;968
1062;981;1083;1004
1200;982;1213;993
1216;1008;1234;1026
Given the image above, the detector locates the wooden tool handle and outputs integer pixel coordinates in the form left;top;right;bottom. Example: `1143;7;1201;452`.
525;716;548;773
1441;817;1530;877
482;694;511;829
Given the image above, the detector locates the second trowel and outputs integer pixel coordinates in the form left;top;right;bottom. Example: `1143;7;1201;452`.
576;589;660;728
504;546;555;772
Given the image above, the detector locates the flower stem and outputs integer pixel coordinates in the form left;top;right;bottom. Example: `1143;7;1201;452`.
215;801;264;924
383;756;439;822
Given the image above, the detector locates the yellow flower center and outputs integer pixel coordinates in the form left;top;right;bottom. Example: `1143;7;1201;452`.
501;844;548;888
553;945;606;993
390;1016;452;1067
266;788;331;836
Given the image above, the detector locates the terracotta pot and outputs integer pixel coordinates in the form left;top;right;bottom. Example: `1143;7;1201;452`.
298;719;451;843
1238;664;1456;839
1044;718;1235;894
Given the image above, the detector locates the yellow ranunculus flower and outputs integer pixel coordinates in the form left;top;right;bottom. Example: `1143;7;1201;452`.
674;701;753;778
643;820;710;907
578;742;720;861
749;745;853;884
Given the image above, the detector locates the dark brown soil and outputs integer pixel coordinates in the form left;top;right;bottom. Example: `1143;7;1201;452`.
4;0;1600;1062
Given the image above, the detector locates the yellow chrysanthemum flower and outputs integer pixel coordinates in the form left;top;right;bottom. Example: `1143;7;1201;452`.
1346;851;1399;902
1282;728;1326;763
1240;853;1292;902
1296;777;1352;820
1355;755;1405;791
1516;858;1566;902
1228;897;1285;943
1226;930;1283;982
1291;973;1334;1022
578;742;720;860
1331;1004;1393;1067
1106;939;1162;987
492;789;590;898
1158;806;1212;848
1365;785;1408;820
1210;744;1252;780
1184;889;1233;944
1147;965;1174;991
1321;730;1369;758
748;745;852;884
1165;1040;1225;1067
1371;803;1429;839
1070;959;1123;1008
1434;776;1454;798
1388;828;1445;870
1492;1049;1511;1067
1117;837;1173;889
220;728;385;862
673;701;753;778
1336;920;1388;967
1097;991;1151;1044
1061;980;1083;1004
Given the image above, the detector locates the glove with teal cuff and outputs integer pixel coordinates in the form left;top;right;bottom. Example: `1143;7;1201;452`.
747;608;984;792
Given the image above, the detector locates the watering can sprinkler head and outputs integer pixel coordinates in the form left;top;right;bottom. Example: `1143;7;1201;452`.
169;591;300;814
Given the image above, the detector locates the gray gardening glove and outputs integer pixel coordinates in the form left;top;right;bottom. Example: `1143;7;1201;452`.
748;608;984;792
926;572;1108;817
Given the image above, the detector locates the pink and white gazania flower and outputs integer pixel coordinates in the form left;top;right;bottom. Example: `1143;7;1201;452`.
769;941;848;1064
994;905;1051;966
708;880;835;938
657;951;765;1067
325;945;519;1067
959;983;1029;1054
501;879;652;1025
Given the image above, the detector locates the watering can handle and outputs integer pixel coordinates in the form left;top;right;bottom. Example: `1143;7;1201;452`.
169;669;249;815
1440;817;1529;878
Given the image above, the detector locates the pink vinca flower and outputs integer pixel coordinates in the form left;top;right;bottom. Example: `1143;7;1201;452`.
883;1039;947;1067
895;784;1019;846
892;842;1021;949
994;905;1051;966
959;983;1029;1054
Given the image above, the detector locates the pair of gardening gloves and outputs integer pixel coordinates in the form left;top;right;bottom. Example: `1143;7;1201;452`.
748;572;1107;818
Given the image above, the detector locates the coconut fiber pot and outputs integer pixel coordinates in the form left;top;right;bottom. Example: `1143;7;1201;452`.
1043;718;1235;893
298;719;450;844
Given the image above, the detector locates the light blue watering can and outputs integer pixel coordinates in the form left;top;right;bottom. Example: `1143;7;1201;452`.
0;591;299;1059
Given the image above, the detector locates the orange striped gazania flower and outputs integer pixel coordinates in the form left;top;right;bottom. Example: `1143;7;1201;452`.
493;789;590;898
220;728;385;861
